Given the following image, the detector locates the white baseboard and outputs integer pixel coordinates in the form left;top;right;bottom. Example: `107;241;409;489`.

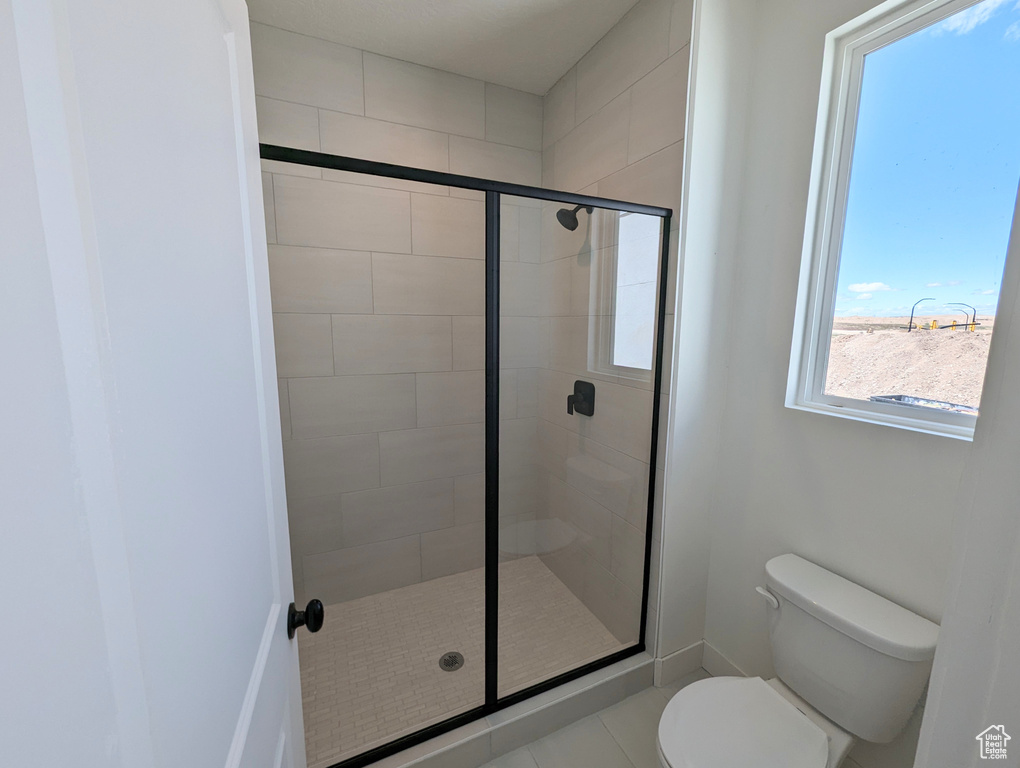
701;640;748;678
654;640;704;687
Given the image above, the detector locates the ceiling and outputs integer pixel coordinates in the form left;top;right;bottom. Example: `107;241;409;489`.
245;0;640;95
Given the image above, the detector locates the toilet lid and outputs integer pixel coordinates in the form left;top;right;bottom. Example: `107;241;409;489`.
658;677;829;768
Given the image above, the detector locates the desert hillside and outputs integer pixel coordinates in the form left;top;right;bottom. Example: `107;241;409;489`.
825;316;994;408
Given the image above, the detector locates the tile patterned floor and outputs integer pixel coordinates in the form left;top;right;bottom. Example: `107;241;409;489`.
481;680;696;768
478;671;714;768
479;670;868;768
299;556;624;768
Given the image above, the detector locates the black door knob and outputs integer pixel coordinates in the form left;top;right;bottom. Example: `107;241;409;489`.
287;599;324;639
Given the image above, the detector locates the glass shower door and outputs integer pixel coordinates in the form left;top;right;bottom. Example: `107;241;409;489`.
262;140;670;766
496;195;666;696
265;160;487;766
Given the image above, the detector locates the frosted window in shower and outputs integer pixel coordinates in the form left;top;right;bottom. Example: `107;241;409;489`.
612;212;661;370
589;210;662;380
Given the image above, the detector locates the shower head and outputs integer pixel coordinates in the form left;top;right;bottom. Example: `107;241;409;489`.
556;204;593;231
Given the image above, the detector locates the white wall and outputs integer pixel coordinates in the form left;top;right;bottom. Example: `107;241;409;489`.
654;0;752;670
913;175;1020;768
671;0;976;766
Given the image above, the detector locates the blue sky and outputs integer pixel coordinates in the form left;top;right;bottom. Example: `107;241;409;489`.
834;0;1020;317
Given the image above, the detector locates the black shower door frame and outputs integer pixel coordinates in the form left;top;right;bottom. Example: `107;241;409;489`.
260;144;673;768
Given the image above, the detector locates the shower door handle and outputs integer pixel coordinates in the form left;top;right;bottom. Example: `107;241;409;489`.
288;599;324;639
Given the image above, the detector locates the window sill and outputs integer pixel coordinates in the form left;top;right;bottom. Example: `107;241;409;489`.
785;397;975;441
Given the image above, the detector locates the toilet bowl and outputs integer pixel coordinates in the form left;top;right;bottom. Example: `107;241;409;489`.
656;676;853;768
656;554;938;768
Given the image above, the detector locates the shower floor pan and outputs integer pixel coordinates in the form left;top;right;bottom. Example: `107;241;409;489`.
298;555;624;768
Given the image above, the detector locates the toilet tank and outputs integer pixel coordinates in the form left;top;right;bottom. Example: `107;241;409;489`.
763;554;939;744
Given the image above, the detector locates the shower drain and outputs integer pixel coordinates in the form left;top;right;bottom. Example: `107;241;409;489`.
438;651;465;672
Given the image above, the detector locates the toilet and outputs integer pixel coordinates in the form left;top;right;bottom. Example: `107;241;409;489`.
657;554;939;768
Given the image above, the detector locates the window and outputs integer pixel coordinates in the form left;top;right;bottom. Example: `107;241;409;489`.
591;210;662;381
788;0;1020;439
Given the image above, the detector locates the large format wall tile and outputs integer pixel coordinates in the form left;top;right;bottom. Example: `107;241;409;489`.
584;380;655;463
416;371;485;427
540;202;592;263
364;53;485;138
278;378;291;439
262;172;276;243
517;368;538;418
582;557;641;644
565;435;650;531
331;315;453;374
597;141;683;215
543;68;577;149
539;543;589;604
262;157;321;180
287;494;344;556
250;23;364;115
574;0;671;123
272;313;333;377
500;261;544;318
372;254;484;315
501;316;547;370
410;194;484;259
282;433;380;499
610;515;647;594
454;473;485;525
421;522;485;581
519;207;542;263
627;51;689;165
303;536;421;604
319;109;450;172
551;93;631;193
546;316;590;376
485;83;543;151
255;97;319;151
379;424;484;485
289;374;416;438
539;369;655;462
500;203;520;262
452;316;484;371
274;175;411;253
500;369;519;421
669;0;695;55
341;478;455;547
546;475;612;568
268;245;373;314
449;136;542;187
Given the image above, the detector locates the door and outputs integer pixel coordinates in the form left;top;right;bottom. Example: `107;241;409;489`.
2;1;302;767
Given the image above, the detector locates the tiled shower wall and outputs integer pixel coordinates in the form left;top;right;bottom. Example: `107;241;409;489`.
251;22;545;605
253;0;693;644
537;0;693;648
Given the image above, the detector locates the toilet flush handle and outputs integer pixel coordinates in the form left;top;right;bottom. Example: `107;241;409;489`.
755;586;780;609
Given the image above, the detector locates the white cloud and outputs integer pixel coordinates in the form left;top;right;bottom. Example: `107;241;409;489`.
848;282;892;292
1006;20;1020;41
947;280;963;286
935;0;1010;34
982;289;998;295
856;293;874;300
926;282;942;287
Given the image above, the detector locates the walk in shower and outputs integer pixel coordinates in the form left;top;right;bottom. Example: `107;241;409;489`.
261;144;671;768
